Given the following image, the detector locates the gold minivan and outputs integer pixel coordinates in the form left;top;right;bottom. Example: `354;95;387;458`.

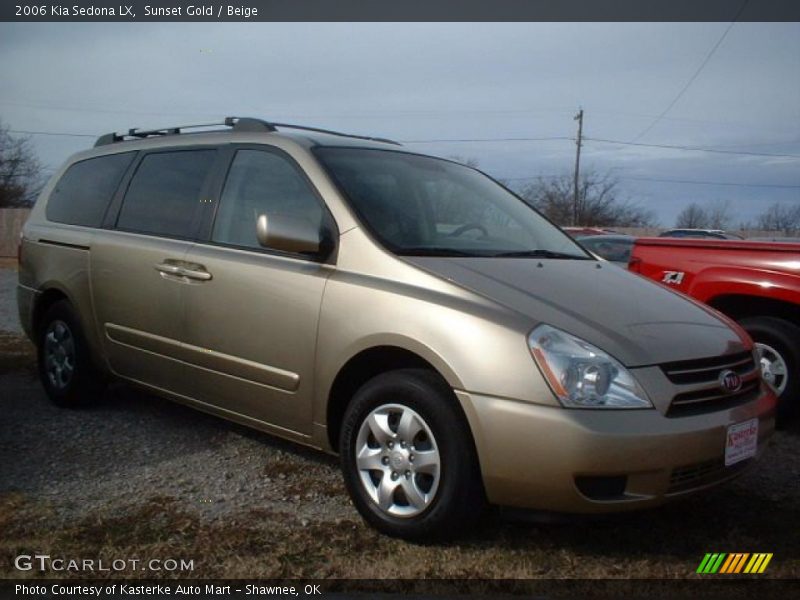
18;117;775;539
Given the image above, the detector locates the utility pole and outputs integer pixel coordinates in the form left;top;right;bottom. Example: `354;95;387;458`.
573;108;583;226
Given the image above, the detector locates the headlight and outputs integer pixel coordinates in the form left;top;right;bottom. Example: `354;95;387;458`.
528;324;652;409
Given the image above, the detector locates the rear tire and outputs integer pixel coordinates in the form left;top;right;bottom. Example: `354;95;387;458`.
339;368;485;540
37;300;105;408
739;316;799;421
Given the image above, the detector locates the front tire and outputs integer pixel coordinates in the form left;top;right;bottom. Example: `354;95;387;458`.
739;316;799;421
339;369;485;540
37;300;105;407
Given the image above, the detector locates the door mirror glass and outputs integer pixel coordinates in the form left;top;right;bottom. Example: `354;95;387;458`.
256;213;323;255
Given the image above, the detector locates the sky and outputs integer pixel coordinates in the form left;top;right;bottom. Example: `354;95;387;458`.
1;22;798;227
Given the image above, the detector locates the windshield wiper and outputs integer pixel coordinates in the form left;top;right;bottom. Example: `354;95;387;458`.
398;247;487;257
492;249;591;260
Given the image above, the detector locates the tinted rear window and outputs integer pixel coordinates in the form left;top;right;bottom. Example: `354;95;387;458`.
46;152;135;227
117;150;216;239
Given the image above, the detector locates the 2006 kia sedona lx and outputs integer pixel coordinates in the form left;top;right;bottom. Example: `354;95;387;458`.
18;117;776;539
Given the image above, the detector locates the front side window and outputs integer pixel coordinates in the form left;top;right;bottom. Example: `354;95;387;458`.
212;149;324;250
47;152;135;227
117;150;216;238
314;147;590;259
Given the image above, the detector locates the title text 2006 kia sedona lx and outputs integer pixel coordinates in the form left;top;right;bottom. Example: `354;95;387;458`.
18;117;775;539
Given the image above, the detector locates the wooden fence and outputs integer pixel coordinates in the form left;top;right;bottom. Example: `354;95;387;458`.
0;209;31;257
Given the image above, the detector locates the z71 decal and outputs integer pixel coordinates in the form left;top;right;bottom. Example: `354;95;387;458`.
662;271;685;285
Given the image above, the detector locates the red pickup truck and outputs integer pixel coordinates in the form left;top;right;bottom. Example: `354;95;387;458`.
629;237;800;419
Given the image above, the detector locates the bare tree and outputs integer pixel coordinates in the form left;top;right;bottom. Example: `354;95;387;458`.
518;171;656;227
706;199;732;230
757;202;800;234
0;120;44;208
675;202;709;228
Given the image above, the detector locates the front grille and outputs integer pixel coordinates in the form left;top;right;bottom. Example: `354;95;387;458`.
661;351;761;417
668;458;752;494
662;351;754;385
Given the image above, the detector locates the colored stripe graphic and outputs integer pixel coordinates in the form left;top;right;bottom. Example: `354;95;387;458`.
699;553;727;574
730;553;749;573
759;554;773;573
697;553;714;573
719;554;735;573
744;554;760;573
710;553;726;573
700;553;773;574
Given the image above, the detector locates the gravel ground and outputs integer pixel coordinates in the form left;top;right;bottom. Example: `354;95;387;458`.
1;370;352;527
1;265;799;585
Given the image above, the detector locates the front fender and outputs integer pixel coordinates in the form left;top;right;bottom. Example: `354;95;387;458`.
688;265;800;306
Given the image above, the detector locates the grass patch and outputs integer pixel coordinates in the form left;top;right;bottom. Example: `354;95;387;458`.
2;486;798;581
0;331;35;375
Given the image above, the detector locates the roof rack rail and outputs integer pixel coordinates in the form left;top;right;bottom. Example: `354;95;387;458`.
94;116;400;147
94;117;275;147
267;122;402;146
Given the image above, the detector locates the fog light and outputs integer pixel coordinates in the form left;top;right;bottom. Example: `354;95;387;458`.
575;475;627;500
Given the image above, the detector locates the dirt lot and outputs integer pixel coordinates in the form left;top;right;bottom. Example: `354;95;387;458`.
1;264;799;588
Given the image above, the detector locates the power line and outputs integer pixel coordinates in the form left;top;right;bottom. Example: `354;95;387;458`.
400;136;571;144
11;126;800;161
621;175;800;189
500;173;800;189
629;0;750;143
9;129;574;145
11;125;800;159
583;136;800;159
5;99;784;130
12;127;799;190
9;129;96;138
502;175;563;181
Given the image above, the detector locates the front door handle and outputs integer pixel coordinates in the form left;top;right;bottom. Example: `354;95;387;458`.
180;267;212;281
154;262;213;282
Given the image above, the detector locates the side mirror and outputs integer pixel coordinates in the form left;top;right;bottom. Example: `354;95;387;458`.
256;213;327;256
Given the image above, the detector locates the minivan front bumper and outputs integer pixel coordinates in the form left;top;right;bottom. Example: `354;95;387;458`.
457;387;776;512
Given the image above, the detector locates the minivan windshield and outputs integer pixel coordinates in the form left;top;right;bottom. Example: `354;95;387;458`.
315;148;591;259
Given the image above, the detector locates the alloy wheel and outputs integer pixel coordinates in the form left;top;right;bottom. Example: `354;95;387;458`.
756;342;788;395
44;320;76;390
354;403;441;518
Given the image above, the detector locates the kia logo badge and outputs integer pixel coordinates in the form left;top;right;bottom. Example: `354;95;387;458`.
718;369;742;394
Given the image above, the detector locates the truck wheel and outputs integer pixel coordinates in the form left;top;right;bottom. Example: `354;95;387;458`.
37;300;105;408
739;316;799;420
339;369;485;540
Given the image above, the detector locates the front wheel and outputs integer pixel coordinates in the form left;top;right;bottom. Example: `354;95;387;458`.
339;369;485;540
739;316;799;421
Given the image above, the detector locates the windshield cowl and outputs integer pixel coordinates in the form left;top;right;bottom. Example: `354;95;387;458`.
397;247;592;259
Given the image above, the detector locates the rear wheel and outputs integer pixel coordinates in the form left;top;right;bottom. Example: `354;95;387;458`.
739;316;799;421
339;369;485;540
37;300;105;407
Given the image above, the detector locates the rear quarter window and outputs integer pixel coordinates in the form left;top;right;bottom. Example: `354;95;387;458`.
46;152;135;227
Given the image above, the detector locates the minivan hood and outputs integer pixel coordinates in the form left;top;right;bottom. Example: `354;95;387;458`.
406;257;746;367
